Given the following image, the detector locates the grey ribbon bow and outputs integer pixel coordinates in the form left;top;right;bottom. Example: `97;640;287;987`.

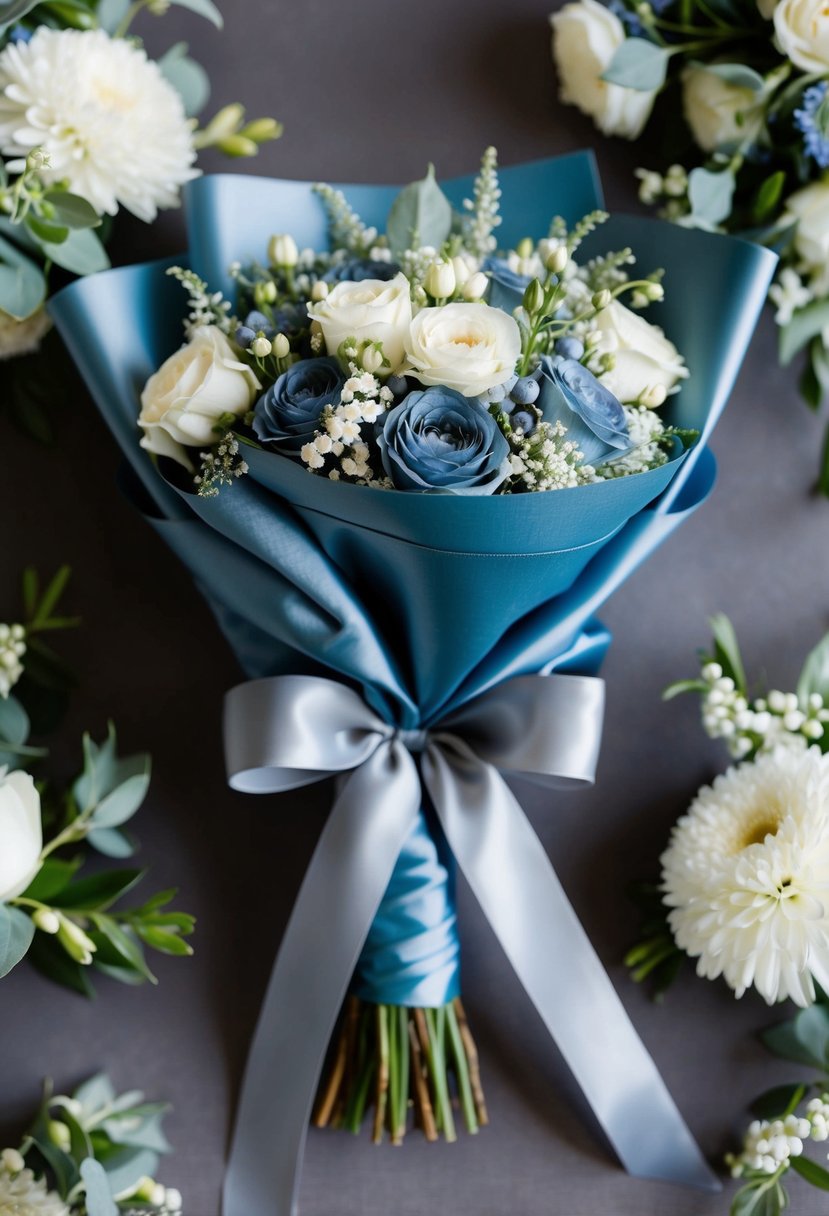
222;673;717;1216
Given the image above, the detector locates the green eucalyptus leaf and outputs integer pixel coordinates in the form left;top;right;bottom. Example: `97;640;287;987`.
26;216;70;246
92;765;151;829
791;1156;829;1189
780;298;829;366
730;1179;784;1216
100;1147;160;1196
0;0;41;33
59;1105;94;1166
386;164;452;258
705;62;766;92
87;827;136;858
158;42;210;116
797;633;829;707
74;1072;116;1116
43;191;101;230
0;695;30;746
96;0;129;31
168;0;223;26
710;613;747;691
38;226;110;276
22;857;82;903
0;902;34;977
73;725;118;811
52;869;144;912
600;38;669;91
0;234;46;320
103;1110;171;1153
686;167;736;229
80;1158;118;1216
762;1004;829;1069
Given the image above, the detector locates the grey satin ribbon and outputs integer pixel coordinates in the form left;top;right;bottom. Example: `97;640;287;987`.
222;674;718;1215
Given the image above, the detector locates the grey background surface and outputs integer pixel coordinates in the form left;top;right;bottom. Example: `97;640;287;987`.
4;2;829;1213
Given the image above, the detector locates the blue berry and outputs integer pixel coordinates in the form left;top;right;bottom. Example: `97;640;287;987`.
510;409;536;436
510;376;540;406
555;336;585;361
235;325;256;349
386;374;409;397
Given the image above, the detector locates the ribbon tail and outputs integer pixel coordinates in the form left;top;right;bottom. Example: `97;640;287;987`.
425;746;720;1192
222;744;422;1216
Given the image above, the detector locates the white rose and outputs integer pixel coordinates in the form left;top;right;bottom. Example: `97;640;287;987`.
139;326;261;470
0;769;42;902
550;0;657;140
681;65;764;152
773;0;829;72
785;182;829;281
306;272;412;372
403;303;521;398
593;301;688;404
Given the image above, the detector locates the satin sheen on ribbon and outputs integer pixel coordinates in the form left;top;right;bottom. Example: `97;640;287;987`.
222;672;717;1216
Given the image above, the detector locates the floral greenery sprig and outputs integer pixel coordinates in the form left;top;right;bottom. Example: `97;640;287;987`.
2;1071;181;1215
626;616;829;1000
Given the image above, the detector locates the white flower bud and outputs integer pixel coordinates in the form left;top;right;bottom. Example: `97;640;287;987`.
462;272;488;301
311;280;329;302
639;383;667;408
451;256;471;287
48;1121;70;1152
268;233;299;267
702;663;723;682
273;333;290;359
166;1188;183;1212
252;336;272;358
33;908;60;935
768;690;787;713
361;345;384;374
592;289;612;311
546;245;569;275
424;260;456;299
57;916;97;965
1;1148;24;1174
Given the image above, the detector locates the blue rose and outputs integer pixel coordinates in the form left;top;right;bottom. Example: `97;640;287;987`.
484;256;530;316
325;258;400;284
537;355;633;467
378;387;510;495
252;357;346;452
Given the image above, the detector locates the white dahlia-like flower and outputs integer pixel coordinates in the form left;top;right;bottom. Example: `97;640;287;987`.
0;1163;69;1216
662;747;829;1005
0;28;198;221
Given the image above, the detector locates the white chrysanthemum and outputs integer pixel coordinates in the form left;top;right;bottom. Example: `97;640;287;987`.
662;747;829;1005
0;28;198;221
0;1164;69;1216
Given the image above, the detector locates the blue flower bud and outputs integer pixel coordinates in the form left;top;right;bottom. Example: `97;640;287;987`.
235;325;256;349
555;336;585;362
386;374;409;398
244;310;273;336
510;377;540;406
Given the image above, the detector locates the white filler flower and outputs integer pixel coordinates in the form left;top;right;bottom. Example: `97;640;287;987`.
662;747;829;1006
0;28;198;221
0;1159;68;1216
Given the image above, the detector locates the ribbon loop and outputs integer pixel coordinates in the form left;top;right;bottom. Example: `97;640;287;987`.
222;672;718;1216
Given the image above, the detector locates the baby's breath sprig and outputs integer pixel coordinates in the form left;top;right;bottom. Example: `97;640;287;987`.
194;431;250;498
499;412;596;492
462;145;502;258
166;266;232;335
300;350;394;485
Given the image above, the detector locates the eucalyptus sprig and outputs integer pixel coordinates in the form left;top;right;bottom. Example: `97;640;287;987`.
2;1071;181;1216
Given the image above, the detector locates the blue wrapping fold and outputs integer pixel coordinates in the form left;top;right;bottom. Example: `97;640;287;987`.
49;153;776;1212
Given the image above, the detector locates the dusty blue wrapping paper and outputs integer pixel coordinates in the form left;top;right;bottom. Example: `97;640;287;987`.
49;152;776;1216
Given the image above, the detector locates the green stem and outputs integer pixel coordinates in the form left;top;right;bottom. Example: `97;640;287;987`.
425;1007;456;1143
397;1007;409;1141
114;0;150;37
446;1003;478;1134
388;1005;399;1141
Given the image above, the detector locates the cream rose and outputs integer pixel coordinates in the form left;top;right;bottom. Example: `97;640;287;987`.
681;65;764;152
785;182;829;280
403;303;521;398
139;325;261;469
593;301;688;404
0;770;42;902
774;0;829;72
306;272;412;372
550;0;657;139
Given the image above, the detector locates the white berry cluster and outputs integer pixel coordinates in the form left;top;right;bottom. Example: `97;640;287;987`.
462;144;502;257
700;662;829;759
727;1115;811;1177
300;366;393;485
0;623;25;698
634;164;690;221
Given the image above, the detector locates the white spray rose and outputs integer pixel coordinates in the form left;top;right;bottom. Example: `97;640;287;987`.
785;182;829;284
0;769;42;902
593;301;688;404
403;303;521;398
306;272;413;373
139;326;261;470
773;0;829;72
681;65;764;152
550;0;657;139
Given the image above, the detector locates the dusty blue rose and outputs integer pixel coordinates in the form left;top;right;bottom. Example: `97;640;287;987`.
484;256;530;316
537;355;633;466
378;386;510;494
253;357;345;452
325;258;400;283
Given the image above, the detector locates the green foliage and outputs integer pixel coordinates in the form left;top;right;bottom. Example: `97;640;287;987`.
601;38;670;91
386;164;453;258
709;612;747;693
0;902;36;977
158;41;211;116
623;881;685;1000
762;1004;829;1071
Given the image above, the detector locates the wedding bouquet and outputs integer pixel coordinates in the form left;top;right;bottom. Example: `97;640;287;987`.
50;148;775;1216
0;0;280;368
551;0;829;491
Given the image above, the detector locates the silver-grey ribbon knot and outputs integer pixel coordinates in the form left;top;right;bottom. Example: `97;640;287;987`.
221;673;717;1216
